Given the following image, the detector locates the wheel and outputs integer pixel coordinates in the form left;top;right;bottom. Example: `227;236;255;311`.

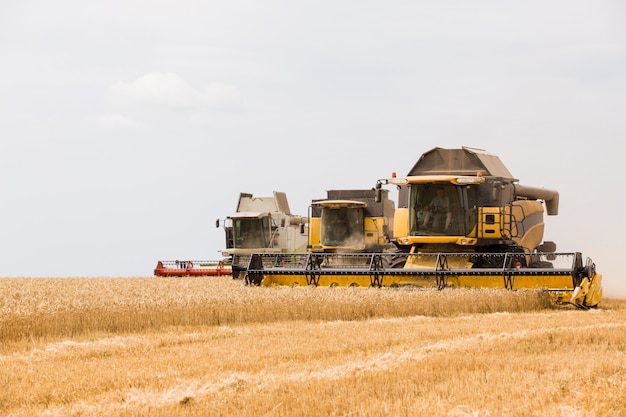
382;254;407;269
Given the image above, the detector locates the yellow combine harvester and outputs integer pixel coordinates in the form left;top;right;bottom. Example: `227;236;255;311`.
308;189;395;254
242;147;602;309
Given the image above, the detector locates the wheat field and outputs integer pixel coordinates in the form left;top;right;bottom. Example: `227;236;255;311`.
1;276;625;416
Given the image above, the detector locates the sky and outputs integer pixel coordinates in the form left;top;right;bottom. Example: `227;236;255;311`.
1;1;625;297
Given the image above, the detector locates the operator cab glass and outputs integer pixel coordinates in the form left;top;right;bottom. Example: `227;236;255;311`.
223;218;234;249
408;184;477;236
233;217;270;248
320;207;364;246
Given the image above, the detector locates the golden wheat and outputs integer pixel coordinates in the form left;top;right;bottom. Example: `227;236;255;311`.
1;276;553;343
1;277;624;416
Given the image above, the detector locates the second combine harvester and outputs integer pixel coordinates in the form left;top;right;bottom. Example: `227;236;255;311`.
242;146;602;309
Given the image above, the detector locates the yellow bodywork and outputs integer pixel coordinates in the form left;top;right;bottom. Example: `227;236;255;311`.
309;217;321;249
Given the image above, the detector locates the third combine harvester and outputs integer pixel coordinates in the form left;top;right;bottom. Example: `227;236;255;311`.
242;147;602;309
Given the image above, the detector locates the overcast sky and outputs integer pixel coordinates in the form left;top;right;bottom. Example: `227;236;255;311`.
1;1;625;297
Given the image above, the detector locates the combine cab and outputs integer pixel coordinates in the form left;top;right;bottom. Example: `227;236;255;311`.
241;147;602;309
220;192;309;279
308;189;395;254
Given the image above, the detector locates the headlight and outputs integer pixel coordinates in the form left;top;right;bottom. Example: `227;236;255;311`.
388;177;409;186
456;177;484;184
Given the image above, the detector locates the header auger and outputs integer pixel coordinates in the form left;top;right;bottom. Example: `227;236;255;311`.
239;146;602;308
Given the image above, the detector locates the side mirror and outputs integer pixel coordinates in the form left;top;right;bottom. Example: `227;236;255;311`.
374;182;382;203
215;219;220;228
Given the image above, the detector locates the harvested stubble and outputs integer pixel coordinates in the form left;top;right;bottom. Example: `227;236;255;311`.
1;276;554;342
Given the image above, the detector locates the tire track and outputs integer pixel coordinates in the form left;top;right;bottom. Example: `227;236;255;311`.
31;320;626;416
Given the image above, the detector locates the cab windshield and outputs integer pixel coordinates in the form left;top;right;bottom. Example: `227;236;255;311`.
408;184;476;236
320;207;364;246
233;217;270;248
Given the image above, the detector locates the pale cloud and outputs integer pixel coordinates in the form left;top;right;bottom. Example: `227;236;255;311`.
109;72;247;109
109;72;196;107
94;114;150;131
